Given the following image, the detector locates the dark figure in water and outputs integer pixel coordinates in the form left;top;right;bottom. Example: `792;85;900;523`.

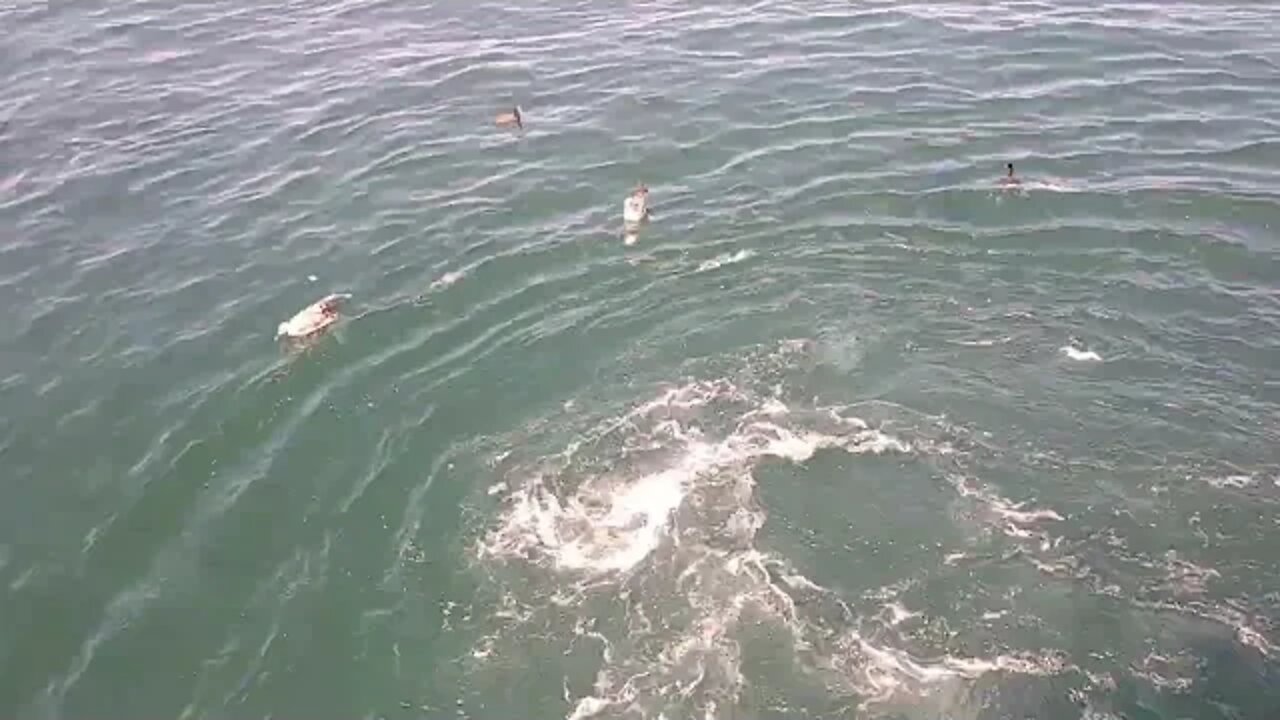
1000;162;1021;188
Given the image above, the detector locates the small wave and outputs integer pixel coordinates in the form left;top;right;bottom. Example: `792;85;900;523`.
1203;474;1254;489
881;601;920;627
1131;651;1197;693
1022;178;1080;193
1158;550;1221;597
696;249;756;273
952;336;1010;347
1134;597;1276;658
1061;345;1103;362
948;474;1064;534
429;270;466;290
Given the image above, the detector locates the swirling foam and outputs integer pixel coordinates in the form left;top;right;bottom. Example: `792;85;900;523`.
475;375;1067;719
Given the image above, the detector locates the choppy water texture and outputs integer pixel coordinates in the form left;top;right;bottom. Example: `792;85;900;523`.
3;1;1280;718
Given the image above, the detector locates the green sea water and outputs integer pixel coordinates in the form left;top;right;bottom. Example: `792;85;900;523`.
2;1;1279;718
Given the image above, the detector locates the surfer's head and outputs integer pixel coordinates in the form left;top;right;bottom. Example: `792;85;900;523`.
1007;162;1015;177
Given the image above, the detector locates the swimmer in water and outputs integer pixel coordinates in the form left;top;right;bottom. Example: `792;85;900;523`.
495;106;523;130
623;184;650;225
997;162;1024;194
622;184;651;246
276;293;350;339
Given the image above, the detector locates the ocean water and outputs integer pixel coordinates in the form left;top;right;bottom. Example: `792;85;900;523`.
2;1;1279;718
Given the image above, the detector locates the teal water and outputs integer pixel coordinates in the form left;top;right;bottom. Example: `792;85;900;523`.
2;1;1279;718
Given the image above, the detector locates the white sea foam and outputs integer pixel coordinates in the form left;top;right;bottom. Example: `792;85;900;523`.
473;376;1072;719
696;249;755;273
480;393;905;577
1203;474;1254;490
429;269;465;290
952;337;1010;347
947;474;1064;535
1158;550;1221;596
882;602;920;627
1061;345;1103;362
